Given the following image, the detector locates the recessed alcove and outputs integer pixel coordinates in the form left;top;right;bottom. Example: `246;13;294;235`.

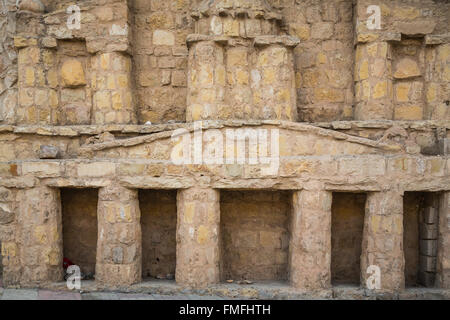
61;188;99;278
220;190;291;282
331;192;366;286
139;190;177;280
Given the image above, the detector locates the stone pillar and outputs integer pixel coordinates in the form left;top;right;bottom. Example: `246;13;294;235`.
361;191;404;291
96;185;141;287
186;40;226;121
176;188;220;287
15;40;58;125
437;192;450;288
0;187;20;286
14;1;54;125
91;52;136;124
425;43;450;120
354;41;394;120
15;186;63;286
186;0;299;122
289;190;332;290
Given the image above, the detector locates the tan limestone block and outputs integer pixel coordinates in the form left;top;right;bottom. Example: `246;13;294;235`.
394;58;421;79
60;59;86;87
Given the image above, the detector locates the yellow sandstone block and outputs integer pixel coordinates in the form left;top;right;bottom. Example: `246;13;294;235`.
373;81;387;99
394;105;423;120
396;83;410;102
197;225;209;244
359;60;369;80
25;67;35;86
263;68;276;84
184;202;195;223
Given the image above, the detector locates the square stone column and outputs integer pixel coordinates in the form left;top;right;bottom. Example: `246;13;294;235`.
14;186;63;286
361;191;404;291
176;188;220;287
96;185;141;287
354;41;394;120
91;52;136;124
289;190;332;290
437;192;450;288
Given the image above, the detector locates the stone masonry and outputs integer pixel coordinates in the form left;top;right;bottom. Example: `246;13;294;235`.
0;0;449;298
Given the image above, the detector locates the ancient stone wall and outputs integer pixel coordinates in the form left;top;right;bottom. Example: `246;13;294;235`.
130;0;192;124
0;0;448;298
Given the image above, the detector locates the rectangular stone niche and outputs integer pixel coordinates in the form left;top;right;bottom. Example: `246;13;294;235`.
331;193;366;286
139;190;177;280
61;188;98;278
220;190;291;282
404;192;440;287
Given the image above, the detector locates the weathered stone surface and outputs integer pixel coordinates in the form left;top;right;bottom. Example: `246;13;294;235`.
96;185;141;287
290;190;332;290
361;191;404;291
153;30;175;46
0;0;449;297
19;0;44;13
176;188;220;288
0;204;14;225
394;58;421;79
38;145;60;159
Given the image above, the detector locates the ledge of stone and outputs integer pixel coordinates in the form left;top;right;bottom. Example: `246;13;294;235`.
192;0;283;21
425;33;450;45
254;35;300;47
73;121;402;154
313;120;450;131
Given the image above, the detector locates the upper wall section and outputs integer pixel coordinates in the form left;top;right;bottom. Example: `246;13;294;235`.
354;0;450;121
0;0;448;126
0;1;18;124
185;0;299;122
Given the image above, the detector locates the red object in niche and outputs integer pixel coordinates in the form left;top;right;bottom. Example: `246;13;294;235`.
63;257;74;270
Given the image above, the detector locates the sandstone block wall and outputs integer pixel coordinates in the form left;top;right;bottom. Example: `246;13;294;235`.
176;188;220;287
96;185;142;287
290;189;332;290
1;0;449;125
0;0;448;296
361;191;405;291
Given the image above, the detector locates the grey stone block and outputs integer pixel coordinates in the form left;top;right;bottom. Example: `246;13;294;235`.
419;239;438;256
420;223;438;240
422;207;438;224
419;255;437;272
112;247;123;264
39;145;60;159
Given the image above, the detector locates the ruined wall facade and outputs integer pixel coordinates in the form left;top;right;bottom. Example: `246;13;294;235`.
0;0;449;298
